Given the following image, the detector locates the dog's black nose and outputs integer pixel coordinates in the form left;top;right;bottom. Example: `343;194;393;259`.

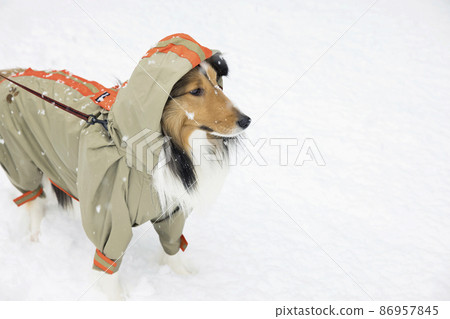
237;114;251;129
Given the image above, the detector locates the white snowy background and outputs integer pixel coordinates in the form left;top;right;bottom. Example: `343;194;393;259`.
0;0;449;300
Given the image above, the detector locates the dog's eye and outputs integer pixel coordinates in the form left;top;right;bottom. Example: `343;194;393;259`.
189;88;204;96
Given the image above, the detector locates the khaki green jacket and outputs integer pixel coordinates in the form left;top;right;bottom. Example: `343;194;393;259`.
0;33;214;273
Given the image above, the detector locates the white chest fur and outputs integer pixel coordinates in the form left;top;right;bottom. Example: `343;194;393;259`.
153;130;229;215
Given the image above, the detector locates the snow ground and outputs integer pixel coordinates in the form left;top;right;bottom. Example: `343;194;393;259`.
0;0;449;300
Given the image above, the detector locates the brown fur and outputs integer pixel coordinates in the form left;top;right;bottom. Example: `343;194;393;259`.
162;63;241;151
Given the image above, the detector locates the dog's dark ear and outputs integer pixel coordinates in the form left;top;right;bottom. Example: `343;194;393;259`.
206;54;228;78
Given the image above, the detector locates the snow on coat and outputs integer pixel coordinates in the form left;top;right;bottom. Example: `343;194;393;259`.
0;33;214;273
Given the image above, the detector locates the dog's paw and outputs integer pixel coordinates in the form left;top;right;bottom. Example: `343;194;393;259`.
161;252;197;275
30;230;40;242
91;271;127;300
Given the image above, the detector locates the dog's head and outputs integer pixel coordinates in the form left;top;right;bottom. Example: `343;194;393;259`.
161;54;250;149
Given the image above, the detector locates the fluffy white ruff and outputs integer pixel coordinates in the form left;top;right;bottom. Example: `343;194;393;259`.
153;130;229;215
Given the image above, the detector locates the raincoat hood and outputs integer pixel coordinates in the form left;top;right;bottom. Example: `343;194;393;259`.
109;33;217;174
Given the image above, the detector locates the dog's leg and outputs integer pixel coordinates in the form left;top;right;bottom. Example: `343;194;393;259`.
26;197;46;242
161;251;197;275
90;270;126;300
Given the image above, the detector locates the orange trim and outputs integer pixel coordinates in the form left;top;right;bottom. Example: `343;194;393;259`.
14;190;34;202
94;259;114;274
12;69;95;97
64;71;107;93
143;44;202;67
49;179;79;201
13;188;43;206
180;234;188;252
24;188;43;205
159;33;212;59
96;249;117;267
0;70;24;84
90;89;117;111
10;68;118;111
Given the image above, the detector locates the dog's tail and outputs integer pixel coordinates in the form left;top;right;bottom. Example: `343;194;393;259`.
51;184;73;209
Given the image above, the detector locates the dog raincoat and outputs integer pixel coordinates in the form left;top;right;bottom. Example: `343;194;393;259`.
0;34;215;273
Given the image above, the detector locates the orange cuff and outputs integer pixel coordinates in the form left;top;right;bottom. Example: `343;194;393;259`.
180;234;188;252
13;187;44;207
93;249;119;274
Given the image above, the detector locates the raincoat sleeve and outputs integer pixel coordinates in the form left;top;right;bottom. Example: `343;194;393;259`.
77;124;133;274
152;207;188;255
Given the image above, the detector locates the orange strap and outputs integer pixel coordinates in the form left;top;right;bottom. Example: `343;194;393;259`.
160;33;212;58
144;44;202;67
49;179;79;201
13;187;43;207
180;234;188;252
93;249;118;274
95;249;117;267
9;68;118;111
142;33;212;67
93;260;114;275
